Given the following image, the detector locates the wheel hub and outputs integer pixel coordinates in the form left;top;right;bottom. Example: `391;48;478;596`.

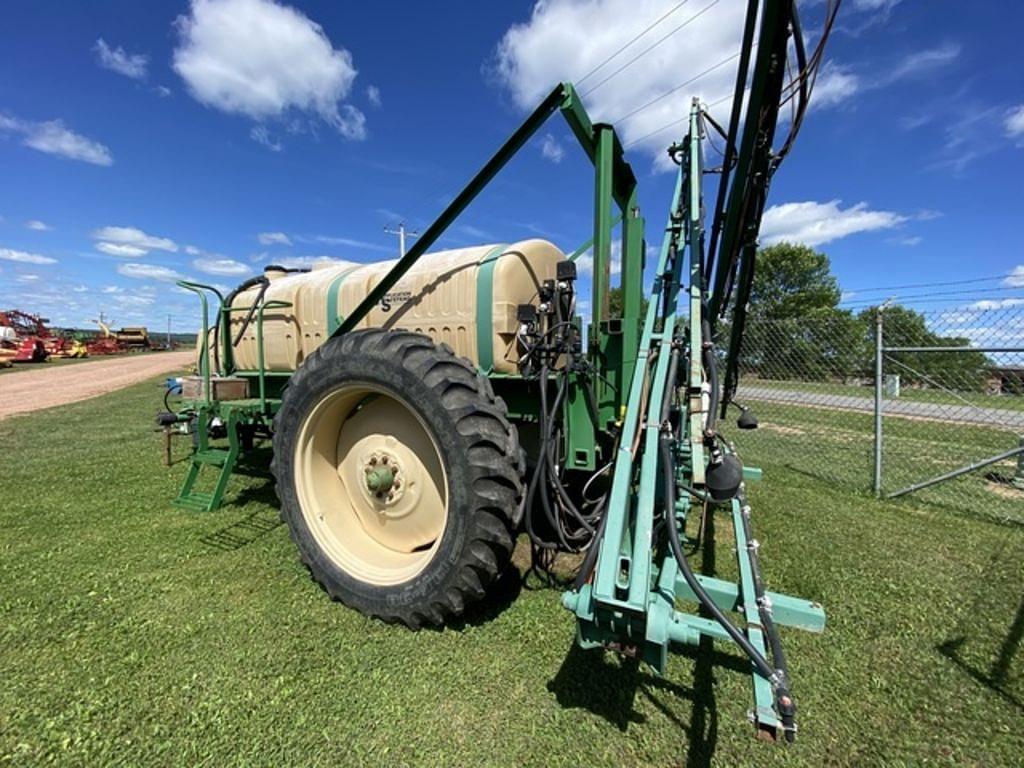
361;451;404;504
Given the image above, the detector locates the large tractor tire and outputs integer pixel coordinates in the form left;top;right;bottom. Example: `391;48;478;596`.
272;329;524;628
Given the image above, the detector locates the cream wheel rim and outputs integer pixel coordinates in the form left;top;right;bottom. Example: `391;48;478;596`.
294;383;449;586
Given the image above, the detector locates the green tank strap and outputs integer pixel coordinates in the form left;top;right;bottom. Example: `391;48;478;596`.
327;265;366;335
475;244;508;374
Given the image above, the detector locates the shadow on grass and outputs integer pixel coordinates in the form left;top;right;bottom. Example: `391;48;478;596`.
936;535;1024;714
199;483;283;552
443;565;524;630
937;591;1024;715
542;510;761;768
546;642;749;766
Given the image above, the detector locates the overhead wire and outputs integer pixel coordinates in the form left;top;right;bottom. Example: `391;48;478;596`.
625;89;736;148
842;273;1018;294
575;0;694;88
838;284;1024;307
611;47;749;124
581;0;724;97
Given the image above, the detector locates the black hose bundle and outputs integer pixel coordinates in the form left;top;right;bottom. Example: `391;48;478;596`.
660;337;796;740
521;283;611;582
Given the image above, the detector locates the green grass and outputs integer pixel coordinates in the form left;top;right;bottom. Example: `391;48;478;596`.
738;397;1024;526
1;380;1022;766
0;357;95;375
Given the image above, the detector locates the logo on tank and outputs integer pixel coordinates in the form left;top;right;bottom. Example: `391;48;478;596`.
379;291;412;312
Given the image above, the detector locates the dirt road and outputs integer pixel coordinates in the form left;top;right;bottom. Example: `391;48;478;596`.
0;351;194;420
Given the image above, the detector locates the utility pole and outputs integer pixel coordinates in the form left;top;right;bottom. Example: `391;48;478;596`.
384;222;419;257
167;314;172;349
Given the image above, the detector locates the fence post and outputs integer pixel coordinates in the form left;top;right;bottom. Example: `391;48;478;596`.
873;307;884;496
1015;435;1024;491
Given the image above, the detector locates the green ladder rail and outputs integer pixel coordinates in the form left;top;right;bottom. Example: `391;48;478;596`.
172;281;293;511
173;409;242;512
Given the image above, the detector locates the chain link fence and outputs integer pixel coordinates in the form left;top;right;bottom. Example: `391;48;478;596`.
731;306;1024;525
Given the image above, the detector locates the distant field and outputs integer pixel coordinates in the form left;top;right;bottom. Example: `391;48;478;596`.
1;378;1021;766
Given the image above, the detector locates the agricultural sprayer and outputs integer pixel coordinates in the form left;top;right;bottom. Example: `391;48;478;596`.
160;0;837;741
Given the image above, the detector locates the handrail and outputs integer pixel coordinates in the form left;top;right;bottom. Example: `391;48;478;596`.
256;300;291;411
176;281;223;406
221;299;293;411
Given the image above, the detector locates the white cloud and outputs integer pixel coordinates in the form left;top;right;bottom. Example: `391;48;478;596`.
272;255;361;270
184;245;201;255
1002;266;1024;288
930;104;1004;173
540;132;565;163
117;263;186;281
193;257;251;276
886;42;960;82
92;226;178;254
492;0;748;160
459;224;492;240
575;241;622;277
258;231;292;246
759;200;907;247
173;0;366;139
94;38;148;80
810;64;861;108
17;274;40;282
250;125;282;151
0;114;113;166
367;85;382;107
301;234;393;252
25;220;51;231
892;235;922;246
95;242;148;258
0;247;57;265
852;0;901;10
970;298;1024;311
1005;105;1024;143
154;85;173;98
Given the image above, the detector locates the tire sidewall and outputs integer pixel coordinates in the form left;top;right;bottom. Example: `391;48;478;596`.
275;336;475;616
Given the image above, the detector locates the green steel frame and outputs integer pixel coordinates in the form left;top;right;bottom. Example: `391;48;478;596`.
171;281;291;511
561;103;824;737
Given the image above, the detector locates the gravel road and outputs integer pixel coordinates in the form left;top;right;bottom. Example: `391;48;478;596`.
0;351;193;420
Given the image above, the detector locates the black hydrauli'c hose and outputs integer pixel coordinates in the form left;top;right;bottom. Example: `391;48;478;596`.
659;340;795;736
701;318;719;436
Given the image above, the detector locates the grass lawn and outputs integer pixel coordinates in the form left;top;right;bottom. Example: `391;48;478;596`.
737;397;1024;526
1;378;1022;766
0;357;97;375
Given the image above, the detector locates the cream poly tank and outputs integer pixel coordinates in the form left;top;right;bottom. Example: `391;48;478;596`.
225;238;564;375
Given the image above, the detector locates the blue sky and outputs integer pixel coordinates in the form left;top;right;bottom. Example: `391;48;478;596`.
1;0;1022;334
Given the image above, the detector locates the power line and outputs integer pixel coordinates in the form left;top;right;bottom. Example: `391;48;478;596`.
839;295;1024;309
839;285;1024;308
576;0;693;88
612;47;746;124
623;114;688;149
581;0;723;97
625;87;736;148
842;273;1016;294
